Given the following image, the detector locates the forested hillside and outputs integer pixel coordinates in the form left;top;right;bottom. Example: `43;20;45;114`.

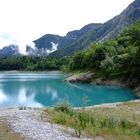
69;20;140;87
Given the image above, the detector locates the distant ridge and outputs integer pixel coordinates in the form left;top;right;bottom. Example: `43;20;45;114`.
49;0;140;57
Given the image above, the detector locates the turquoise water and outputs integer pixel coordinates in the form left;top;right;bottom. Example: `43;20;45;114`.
0;72;139;108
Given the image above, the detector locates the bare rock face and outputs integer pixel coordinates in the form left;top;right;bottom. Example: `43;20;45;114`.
65;72;95;83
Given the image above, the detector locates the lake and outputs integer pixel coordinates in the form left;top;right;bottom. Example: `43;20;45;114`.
0;72;139;108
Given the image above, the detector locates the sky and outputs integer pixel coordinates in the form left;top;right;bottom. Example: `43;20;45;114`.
0;0;134;53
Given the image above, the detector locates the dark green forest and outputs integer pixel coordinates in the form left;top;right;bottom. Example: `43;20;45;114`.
0;56;69;71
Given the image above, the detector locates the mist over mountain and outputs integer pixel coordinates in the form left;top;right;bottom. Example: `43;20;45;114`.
32;23;102;56
0;0;140;57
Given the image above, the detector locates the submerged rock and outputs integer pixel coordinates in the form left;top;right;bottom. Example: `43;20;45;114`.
92;79;123;87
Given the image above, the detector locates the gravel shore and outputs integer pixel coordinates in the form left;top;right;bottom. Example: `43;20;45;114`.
1;100;139;140
0;108;91;140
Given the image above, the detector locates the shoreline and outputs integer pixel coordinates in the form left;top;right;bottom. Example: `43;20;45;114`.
0;99;139;140
0;99;140;110
65;72;140;97
76;99;140;109
0;70;62;73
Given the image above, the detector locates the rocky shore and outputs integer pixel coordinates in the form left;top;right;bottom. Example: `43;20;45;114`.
65;72;95;83
65;72;140;97
65;72;124;86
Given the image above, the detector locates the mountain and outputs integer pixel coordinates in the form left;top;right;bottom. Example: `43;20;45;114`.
0;0;140;57
32;23;102;55
49;0;140;57
33;34;75;52
0;23;101;56
0;45;19;56
66;23;102;39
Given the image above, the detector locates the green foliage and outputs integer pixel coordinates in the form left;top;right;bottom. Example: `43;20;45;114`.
120;119;136;129
43;101;140;139
69;19;140;81
50;108;140;139
54;100;73;114
0;56;70;71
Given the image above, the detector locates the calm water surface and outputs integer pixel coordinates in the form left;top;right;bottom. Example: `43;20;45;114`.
0;72;139;108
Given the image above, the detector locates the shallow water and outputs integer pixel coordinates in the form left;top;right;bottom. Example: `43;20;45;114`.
0;72;139;107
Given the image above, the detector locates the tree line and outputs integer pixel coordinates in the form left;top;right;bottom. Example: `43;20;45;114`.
0;56;69;71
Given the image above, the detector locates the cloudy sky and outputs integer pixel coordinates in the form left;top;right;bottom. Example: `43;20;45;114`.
0;0;134;50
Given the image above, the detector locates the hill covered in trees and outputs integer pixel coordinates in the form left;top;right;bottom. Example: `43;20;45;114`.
69;19;140;88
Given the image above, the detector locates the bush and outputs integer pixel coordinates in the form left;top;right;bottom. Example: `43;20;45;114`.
54;100;73;114
119;119;136;129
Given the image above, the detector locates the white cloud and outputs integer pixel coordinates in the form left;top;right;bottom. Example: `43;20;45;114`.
18;88;43;107
0;0;134;51
46;42;58;54
0;33;36;54
0;33;17;49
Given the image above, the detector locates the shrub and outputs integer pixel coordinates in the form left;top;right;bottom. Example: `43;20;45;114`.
54;100;73;114
119;119;136;129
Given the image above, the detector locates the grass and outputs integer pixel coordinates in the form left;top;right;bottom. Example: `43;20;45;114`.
117;101;140;107
0;118;24;140
43;101;140;140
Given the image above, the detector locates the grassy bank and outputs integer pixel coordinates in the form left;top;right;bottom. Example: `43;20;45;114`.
43;101;140;140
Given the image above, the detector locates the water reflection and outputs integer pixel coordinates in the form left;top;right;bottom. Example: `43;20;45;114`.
46;87;58;100
0;89;7;103
0;87;43;108
18;88;43;107
0;73;61;107
0;72;139;108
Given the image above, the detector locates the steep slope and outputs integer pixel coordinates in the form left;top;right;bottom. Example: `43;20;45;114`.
66;23;102;39
34;34;76;50
32;23;101;55
50;0;140;57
